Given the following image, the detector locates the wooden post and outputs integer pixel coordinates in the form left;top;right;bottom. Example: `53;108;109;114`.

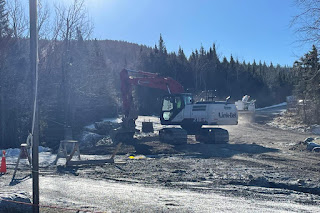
29;0;39;212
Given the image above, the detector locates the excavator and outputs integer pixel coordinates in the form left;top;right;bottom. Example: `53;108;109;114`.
111;68;238;144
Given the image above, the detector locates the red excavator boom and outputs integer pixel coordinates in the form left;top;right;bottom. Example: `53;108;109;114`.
120;68;184;118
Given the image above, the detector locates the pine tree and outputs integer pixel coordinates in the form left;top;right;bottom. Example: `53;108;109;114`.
0;0;10;38
0;0;11;49
293;45;320;123
0;0;11;148
158;34;167;55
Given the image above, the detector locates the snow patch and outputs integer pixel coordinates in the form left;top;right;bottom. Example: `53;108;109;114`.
267;111;320;135
256;102;287;111
102;117;122;123
84;124;96;131
84;117;122;131
311;125;320;135
39;146;51;152
3;146;51;157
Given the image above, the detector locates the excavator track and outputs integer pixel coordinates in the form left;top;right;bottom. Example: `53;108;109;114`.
159;128;187;145
195;128;229;144
110;128;135;144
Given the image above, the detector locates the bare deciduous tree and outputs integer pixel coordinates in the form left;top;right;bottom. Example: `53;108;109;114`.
51;0;93;130
292;0;320;46
38;0;51;39
7;0;27;38
53;0;93;41
7;0;50;39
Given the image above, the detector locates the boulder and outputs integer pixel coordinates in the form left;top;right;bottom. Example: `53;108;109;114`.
94;121;121;135
312;147;320;152
304;137;314;144
80;131;104;147
307;142;320;151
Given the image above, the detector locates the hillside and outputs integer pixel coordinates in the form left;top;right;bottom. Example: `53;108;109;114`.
0;38;151;148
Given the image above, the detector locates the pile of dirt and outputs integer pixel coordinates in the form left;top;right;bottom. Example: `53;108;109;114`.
290;137;320;153
289;141;309;152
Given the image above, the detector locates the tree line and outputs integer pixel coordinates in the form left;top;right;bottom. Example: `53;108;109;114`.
137;34;293;114
0;0;143;148
293;45;320;124
0;0;319;149
138;35;319;124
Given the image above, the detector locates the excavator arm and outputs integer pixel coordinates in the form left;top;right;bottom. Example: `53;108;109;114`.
110;68;185;143
120;68;184;118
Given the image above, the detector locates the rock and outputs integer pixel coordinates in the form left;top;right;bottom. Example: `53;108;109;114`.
172;169;186;174
96;137;113;146
307;142;320;151
304;137;314;144
249;176;270;187
312;147;320;152
0;191;32;213
297;179;306;185
94;121;121;135
80;131;104;147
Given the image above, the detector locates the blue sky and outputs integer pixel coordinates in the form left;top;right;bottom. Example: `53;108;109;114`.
81;0;308;66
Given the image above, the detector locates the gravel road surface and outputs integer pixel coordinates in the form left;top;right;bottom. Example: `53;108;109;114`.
1;107;320;212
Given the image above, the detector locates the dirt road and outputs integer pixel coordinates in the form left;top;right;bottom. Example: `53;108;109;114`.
1;109;320;212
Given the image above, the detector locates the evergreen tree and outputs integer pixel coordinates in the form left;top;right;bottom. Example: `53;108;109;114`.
0;0;12;148
158;33;167;55
0;0;10;38
293;45;320;124
138;38;294;110
206;44;220;91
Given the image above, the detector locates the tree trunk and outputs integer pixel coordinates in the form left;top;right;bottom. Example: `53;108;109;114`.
0;90;6;147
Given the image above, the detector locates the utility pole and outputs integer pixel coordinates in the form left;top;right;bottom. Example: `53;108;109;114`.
29;0;39;213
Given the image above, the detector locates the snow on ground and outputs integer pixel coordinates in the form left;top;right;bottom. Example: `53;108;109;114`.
84;118;122;131
256;102;287;111
3;147;118;168
4;146;51;157
15;176;320;213
84;123;96;131
266;111;320;135
102;117;122;123
2;146;55;167
253;101;320;135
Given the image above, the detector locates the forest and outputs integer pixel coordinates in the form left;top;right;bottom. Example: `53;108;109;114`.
0;0;319;148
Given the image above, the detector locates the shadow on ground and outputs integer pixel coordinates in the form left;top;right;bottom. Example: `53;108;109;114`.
9;174;31;186
81;134;279;159
122;135;279;159
230;177;320;196
175;142;279;158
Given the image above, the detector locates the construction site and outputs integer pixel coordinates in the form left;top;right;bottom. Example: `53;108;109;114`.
1;98;320;212
1;0;320;212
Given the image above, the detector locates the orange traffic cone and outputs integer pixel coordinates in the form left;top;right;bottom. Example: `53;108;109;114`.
0;150;6;174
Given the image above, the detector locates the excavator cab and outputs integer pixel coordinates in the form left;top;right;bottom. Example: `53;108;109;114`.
160;93;193;124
